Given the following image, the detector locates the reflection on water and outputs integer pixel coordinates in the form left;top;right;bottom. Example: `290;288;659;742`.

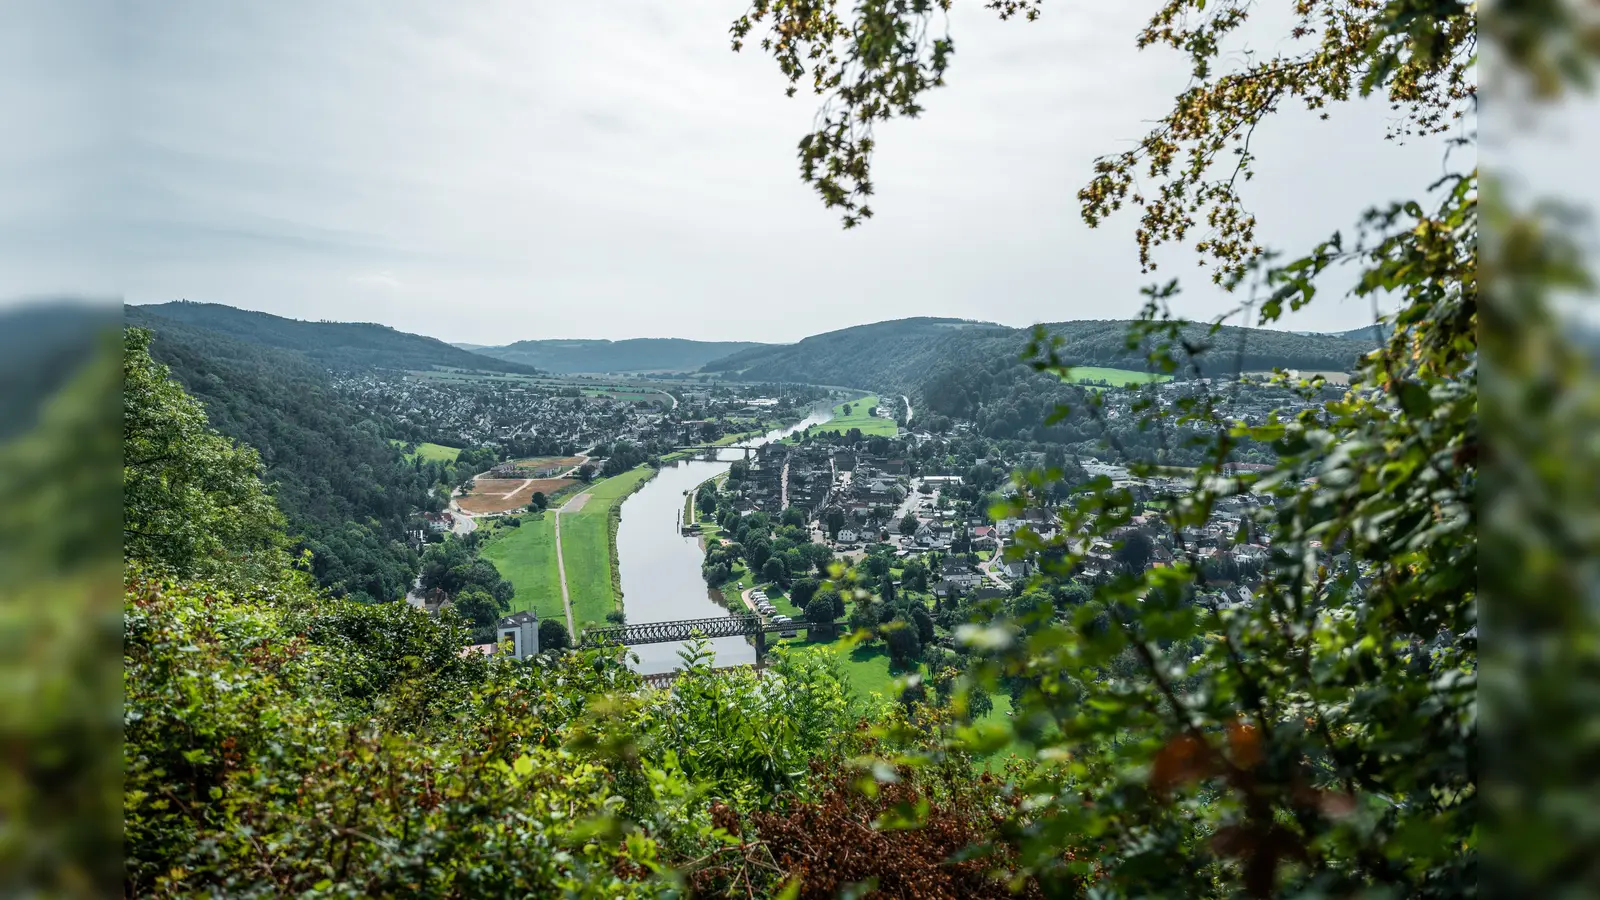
615;408;832;674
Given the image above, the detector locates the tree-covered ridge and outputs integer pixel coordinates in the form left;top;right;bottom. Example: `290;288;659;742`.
127;301;542;374
471;336;773;373
700;316;1373;396
130;318;449;602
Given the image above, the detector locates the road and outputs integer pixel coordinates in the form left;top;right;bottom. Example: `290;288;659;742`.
901;394;913;424
550;487;594;639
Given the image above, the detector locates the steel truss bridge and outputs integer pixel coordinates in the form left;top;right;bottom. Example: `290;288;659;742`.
581;614;796;648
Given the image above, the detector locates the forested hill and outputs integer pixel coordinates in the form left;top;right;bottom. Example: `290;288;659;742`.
128;301;542;374
466;337;772;373
701;317;1017;392
129;314;451;603
700;317;1374;396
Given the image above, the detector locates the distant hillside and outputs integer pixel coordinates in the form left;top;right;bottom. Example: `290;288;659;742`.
701;317;1016;392
470;337;772;373
702;317;1374;397
128;301;541;375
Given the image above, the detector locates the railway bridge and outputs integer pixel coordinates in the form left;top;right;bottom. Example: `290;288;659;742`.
580;614;804;664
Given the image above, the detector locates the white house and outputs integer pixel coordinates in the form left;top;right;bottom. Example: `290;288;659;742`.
837;528;859;544
496;610;540;660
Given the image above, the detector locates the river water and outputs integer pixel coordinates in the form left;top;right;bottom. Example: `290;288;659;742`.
616;408;832;674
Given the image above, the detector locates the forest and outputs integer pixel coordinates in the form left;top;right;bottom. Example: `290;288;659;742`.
128;320;486;603
700;316;1374;398
127;301;541;375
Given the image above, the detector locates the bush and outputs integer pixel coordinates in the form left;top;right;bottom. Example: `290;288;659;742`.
539;618;570;651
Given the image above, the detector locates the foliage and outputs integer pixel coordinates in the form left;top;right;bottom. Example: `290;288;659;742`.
123;328;288;584
734;0;1481;896
540;617;572;650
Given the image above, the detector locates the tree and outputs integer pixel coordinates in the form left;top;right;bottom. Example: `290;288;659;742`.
805;596;837;626
735;0;1477;894
453;586;501;631
909;604;935;644
123;328;288;582
576;463;596;482
1114;529;1155;574
790;577;819;608
814;589;846;621
884;618;922;669
538;618;570;652
780;506;805;528
530;491;547;511
824;507;846;537
697;485;717;516
898;513;919;537
761;556;787;585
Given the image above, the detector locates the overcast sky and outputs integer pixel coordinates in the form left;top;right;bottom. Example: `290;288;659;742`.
7;0;1470;344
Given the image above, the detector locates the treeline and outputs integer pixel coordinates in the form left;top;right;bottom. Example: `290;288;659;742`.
132;319;444;602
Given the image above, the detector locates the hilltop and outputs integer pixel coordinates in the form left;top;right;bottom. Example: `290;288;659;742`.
700;316;1374;397
127;301;542;375
467;337;771;373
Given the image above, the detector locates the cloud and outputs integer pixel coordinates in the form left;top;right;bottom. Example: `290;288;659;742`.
349;271;402;289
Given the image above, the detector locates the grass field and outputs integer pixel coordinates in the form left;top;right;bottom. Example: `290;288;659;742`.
393;440;462;463
479;515;564;622
802;395;898;439
565;466;657;629
1058;366;1172;387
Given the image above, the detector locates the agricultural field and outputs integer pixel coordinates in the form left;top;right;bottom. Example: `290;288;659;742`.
458;477;576;514
510;455;585;472
1057;366;1172;387
800;395;897;438
479;515;564;622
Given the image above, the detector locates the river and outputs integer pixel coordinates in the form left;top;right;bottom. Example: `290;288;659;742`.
616;407;833;674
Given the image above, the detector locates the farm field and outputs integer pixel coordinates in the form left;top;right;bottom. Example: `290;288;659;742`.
1057;366;1172;387
458;477;576;514
799;395;897;438
479;516;564;622
510;455;584;472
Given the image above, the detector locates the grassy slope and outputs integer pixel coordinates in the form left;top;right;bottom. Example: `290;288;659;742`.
565;466;657;629
409;441;462;463
479;516;563;621
1058;366;1172;387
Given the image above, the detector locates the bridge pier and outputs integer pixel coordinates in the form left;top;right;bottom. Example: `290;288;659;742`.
754;630;766;671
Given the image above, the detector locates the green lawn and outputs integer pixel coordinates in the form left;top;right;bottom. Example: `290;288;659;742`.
1058;366;1172;387
393;440;462;463
802;395;898;438
560;511;615;630
479;515;564;623
565;466;657;629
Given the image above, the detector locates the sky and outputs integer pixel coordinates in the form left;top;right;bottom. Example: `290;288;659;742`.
6;0;1477;344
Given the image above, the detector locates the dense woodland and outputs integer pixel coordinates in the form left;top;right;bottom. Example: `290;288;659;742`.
128;301;541;375
127;320;479;602
700;317;1375;397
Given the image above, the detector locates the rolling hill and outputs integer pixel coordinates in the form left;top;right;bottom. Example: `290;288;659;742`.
127;301;542;374
466;337;772;373
700;317;1375;398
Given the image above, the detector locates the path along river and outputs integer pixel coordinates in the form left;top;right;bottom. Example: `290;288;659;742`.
616;408;833;674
